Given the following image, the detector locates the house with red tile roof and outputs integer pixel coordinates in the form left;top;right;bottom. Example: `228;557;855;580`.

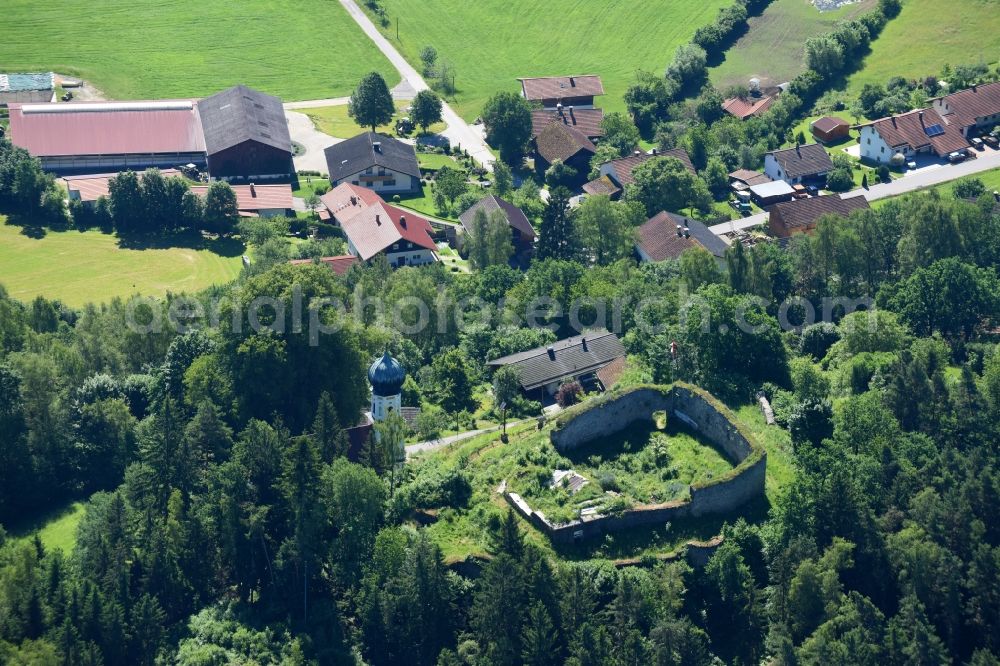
722;95;774;120
635;211;728;263
583;148;695;199
318;183;438;268
931;81;1000;138
289;255;360;275
857;108;969;164
519;75;604;109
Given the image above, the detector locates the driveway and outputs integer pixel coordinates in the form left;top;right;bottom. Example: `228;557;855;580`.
286;110;339;174
405;420;529;458
338;0;495;171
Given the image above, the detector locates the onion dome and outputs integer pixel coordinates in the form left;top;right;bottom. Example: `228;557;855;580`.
368;351;406;397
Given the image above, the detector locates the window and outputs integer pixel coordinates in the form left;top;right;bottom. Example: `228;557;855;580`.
880;147;884;154
352;181;359;185
867;138;871;145
386;180;396;186
365;167;373;175
392;243;399;250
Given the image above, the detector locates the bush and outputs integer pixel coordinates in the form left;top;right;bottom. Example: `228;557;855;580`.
788;399;833;447
800;322;840;360
877;165;891;183
555;380;583;407
953;178;986;200
826;167;854;192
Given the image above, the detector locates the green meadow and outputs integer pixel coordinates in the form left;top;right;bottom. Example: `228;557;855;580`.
0;218;242;307
366;0;731;120
0;0;396;101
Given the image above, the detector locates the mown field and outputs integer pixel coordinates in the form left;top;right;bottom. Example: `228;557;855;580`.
367;0;731;120
304;103;446;139
8;501;86;554
709;0;876;90
0;0;395;101
0;218;243;307
846;0;1000;95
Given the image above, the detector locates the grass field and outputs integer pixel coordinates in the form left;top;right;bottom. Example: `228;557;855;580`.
0;218;243;307
367;0;731;120
0;0;396;101
872;166;1000;208
710;0;876;90
846;0;1000;96
9;502;86;553
304;103;447;140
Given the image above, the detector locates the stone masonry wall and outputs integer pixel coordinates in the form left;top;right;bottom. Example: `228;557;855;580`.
509;384;766;545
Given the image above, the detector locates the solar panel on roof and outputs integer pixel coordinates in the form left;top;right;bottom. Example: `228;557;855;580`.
924;124;945;137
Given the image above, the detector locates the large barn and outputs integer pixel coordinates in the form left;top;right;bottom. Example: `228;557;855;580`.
198;85;293;180
7;85;292;179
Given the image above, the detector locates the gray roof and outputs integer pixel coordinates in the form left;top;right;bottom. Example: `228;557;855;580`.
324;132;421;181
0;73;54;92
768;143;833;180
487;329;626;391
198;85;291;156
458;194;536;240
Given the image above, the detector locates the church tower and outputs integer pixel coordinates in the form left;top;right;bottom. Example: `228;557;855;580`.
368;351;405;422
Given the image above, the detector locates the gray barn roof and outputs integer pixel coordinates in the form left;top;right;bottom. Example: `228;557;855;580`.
198;85;291;156
487;329;626;391
324;132;421;181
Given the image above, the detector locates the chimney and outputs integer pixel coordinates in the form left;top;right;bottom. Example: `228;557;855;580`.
399;215;406;228
375;214;381;225
676;224;683;237
350;195;357;206
569;77;576;88
892;116;897;128
581;337;588;352
373;141;381;153
651;148;658;156
973;84;978;92
918;110;925;127
569;106;575;123
684;225;690;238
634;150;642;157
250;183;256;197
547;346;556;360
557;102;563;116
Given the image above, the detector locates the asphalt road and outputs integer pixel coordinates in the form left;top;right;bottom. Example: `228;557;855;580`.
710;147;1000;236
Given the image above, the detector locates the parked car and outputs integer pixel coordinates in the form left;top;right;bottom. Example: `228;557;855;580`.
971;137;985;150
948;151;967;164
984;134;1000;149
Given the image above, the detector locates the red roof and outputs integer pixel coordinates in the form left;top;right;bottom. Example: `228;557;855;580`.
64;169;182;202
8;101;205;157
603;148;695;188
341;202;437;261
722;95;774;120
859;108;969;157
935;81;1000;131
319;182;383;223
290;255;359;275
189;184;292;212
519;75;604;101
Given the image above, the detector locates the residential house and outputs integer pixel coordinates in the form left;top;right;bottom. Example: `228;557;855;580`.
767;194;870;238
324;132;421;195
722;95;774;120
198;85;294;181
635;211;729;263
519;75;604;109
583;148;695;199
728;169;772;192
64;169;182;205
534;122;596;179
857;108;969;164
318;183;438;267
0;72;55;106
764;143;833;185
811;116;850;144
931;81;1000;137
458;194;536;254
487;329;626;399
531;105;604;141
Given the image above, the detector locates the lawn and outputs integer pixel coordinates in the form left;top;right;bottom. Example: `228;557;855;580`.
304;103;446;140
710;0;876;90
365;0;732;120
9;501;86;553
0;218;243;307
406;394;791;564
845;0;1000;96
0;0;396;101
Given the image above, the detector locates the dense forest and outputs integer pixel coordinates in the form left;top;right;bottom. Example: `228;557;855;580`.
2;181;1000;664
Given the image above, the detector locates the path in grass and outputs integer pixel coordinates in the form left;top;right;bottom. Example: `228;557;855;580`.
710;0;876;90
365;0;730;121
0;0;396;101
0;219;243;307
846;0;1000;96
